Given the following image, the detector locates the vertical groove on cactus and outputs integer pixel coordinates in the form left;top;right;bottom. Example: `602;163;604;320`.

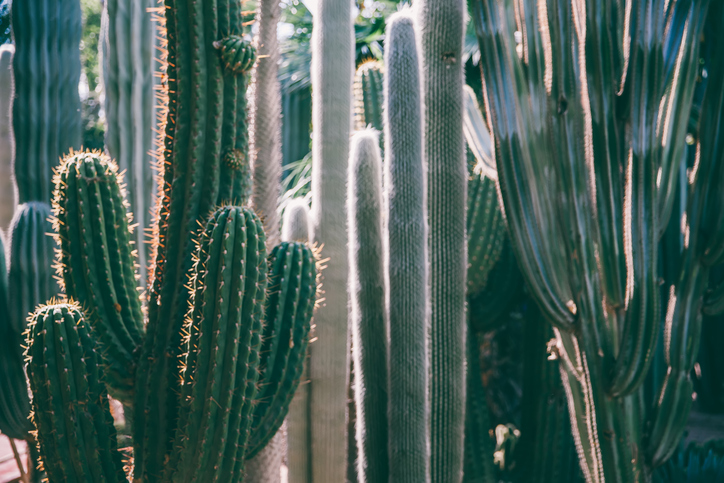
383;11;429;483
348;130;388;482
418;1;467;481
354;61;384;133
309;0;354;479
25;303;126;483
52;151;144;404
11;0;82;204
165;206;267;482
101;0;157;289
251;0;283;248
0;44;14;231
133;0;253;476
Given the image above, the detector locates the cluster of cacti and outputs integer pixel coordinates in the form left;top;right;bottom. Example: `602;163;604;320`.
471;0;724;480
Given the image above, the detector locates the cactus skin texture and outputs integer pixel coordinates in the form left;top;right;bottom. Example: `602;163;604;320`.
383;11;430;483
100;0;156;289
25;302;126;483
472;0;724;480
247;240;317;459
8;202;60;335
11;0;82;204
354;61;384;133
418;0;467;481
164;206;267;482
347;130;389;482
0;44;14;231
0;231;32;441
308;0;354;479
52;151;145;404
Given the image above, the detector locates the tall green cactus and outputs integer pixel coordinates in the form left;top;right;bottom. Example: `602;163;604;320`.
348;130;388;482
472;0;724;480
100;0;157;287
308;0;354;480
383;11;429;483
418;1;467;481
25;303;126;483
0;43;14;231
11;0;82;204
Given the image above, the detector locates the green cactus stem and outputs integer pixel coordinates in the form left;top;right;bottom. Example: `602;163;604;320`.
354;61;384;133
52;151;145;404
0;44;14;231
25;302;126;483
11;0;82;204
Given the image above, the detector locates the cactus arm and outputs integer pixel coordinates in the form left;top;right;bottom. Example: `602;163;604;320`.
26;304;126;482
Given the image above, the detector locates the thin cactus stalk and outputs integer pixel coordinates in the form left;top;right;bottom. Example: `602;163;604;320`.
100;0;157;288
383;11;429;483
52;151;145;404
354;61;384;133
11;0;82;204
308;0;354;480
418;1;467;481
348;130;388;482
471;0;724;480
25;302;126;483
0;44;14;231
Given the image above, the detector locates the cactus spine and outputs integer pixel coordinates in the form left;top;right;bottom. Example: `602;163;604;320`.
25;303;126;483
308;0;354;479
383;11;430;483
0;44;14;231
11;0;82;204
100;0;157;287
348;130;388;482
418;1;467;481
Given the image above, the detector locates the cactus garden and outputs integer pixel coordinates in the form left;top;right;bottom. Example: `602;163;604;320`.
0;0;722;482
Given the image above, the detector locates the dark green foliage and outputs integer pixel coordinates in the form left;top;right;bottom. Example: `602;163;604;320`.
25;302;126;483
247;241;317;459
52;151;144;403
12;0;82;204
654;440;724;483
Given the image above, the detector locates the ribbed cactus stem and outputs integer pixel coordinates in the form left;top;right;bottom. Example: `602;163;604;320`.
7;202;60;335
418;1;467;481
354;61;384;133
281;199;311;243
309;0;354;479
348;130;388;482
383;11;429;482
165;206;267;482
101;0;156;288
11;0;81;204
0;44;14;231
25;303;126;482
52;151;144;403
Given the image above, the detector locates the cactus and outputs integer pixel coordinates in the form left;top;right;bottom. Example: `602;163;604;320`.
418;0;467;481
471;0;724;480
0;44;14;231
347;130;388;482
52;151;145;403
25;302;126;483
11;0;82;204
354;61;384;133
383;11;429;483
307;0;354;479
100;0;157;287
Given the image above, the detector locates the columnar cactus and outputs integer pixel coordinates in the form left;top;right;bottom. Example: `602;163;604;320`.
100;0;157;287
418;1;467;481
25;303;126;483
308;0;354;480
383;11;429;483
348;130;388;482
11;0;81;204
0;44;14;230
354;61;384;133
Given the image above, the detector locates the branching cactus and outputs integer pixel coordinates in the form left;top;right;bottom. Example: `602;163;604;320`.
472;0;724;480
11;0;81;204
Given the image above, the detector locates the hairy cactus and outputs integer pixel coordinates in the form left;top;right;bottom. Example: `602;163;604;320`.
25;302;126;483
348;130;388;482
354;61;384;133
100;0;157;287
383;11;429;483
52;151;145;403
418;1;467;481
0;44;14;230
11;0;81;204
